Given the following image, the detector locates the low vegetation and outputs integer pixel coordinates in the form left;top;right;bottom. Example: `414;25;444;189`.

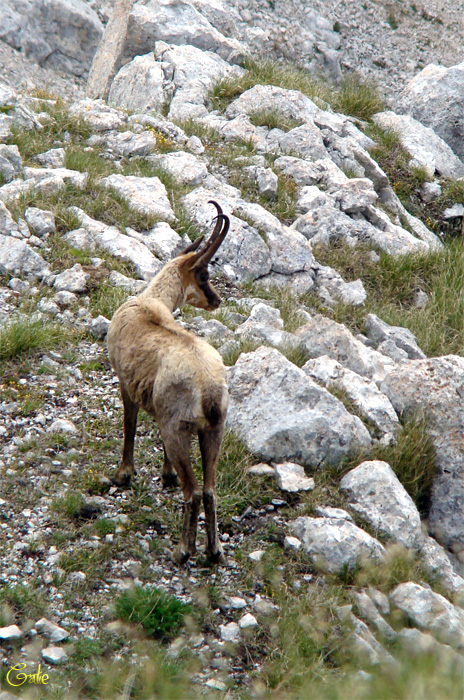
0;316;69;360
210;56;384;121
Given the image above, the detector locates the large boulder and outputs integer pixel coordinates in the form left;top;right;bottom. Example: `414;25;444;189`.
373;111;464;179
227;346;371;467
397;62;464;161
303;356;399;437
225;84;320;123
290;516;385;574
0;0;103;76
380;356;464;551
125;0;246;65
296;315;396;385
340;461;422;548
108;53;166;114
390;582;464;650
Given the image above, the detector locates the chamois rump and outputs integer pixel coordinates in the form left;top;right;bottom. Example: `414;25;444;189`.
107;201;230;564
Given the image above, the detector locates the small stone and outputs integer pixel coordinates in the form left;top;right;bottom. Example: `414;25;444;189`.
53;264;89;293
239;613;258;629
228;596;247;609
219;621;240;642
253;595;278;615
35;618;69;642
0;624;22;640
48;419;78;435
246;463;275;477
42;646;68;664
206;679;227;691
315;506;354;521
283;535;302;551
274;462;315;492
248;550;265;562
90;315;110;339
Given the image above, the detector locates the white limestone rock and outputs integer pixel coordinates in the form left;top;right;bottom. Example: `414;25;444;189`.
0;234;50;278
365;313;426;360
24;207;56;237
53;264;89;293
340;461;422;548
296;315;396;385
225;84;319;123
227;346;371;467
274;462;315;493
373;110;464;179
0;624;22;640
109;53;165;114
291;517;385;574
101;174;175;222
380;356;464;550
69;98;127;131
390;582;464;649
147;151;208;186
42;646;69;664
303;356;399;436
219;621;240;642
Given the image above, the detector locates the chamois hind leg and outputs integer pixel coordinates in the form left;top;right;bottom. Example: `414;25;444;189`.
199;422;226;564
162;429;201;565
113;387;139;487
161;443;179;489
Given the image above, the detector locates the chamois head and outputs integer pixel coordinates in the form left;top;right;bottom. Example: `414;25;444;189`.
176;201;230;311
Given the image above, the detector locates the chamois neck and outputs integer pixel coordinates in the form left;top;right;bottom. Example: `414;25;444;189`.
140;262;185;312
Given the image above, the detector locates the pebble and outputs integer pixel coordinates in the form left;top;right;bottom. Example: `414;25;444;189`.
239;613;258;629
41;646;69;664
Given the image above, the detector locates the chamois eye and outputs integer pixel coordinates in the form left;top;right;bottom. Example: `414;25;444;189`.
198;270;209;283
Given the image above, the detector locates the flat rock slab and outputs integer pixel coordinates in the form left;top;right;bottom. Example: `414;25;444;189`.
390;582;464;650
296;315;396;385
101;174;175;222
0;624;22;640
303;355;399;436
373;110;464;179
41;646;69;664
274;462;315;492
380;355;464;550
290;516;385;574
227;346;371;467
340;460;422;548
0;234;50;278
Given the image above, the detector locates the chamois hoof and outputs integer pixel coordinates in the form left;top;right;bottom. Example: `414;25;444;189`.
161;472;179;489
112;469;134;487
207;549;227;566
173;545;191;565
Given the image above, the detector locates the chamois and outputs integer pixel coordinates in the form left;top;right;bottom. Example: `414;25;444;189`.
107;201;230;564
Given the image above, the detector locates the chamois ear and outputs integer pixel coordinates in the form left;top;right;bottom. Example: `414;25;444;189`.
175;235;205;257
191;200;230;268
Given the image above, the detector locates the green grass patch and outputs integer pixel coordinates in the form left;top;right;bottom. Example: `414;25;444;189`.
311;238;464;357
0;317;69;361
7;98;91;162
210;56;384;121
88;282;130;321
249;109;304;132
115;587;190;641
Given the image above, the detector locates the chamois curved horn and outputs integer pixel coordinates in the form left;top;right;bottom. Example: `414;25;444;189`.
193;201;230;266
176;234;205;257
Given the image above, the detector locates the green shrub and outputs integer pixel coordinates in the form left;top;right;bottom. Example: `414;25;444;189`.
0;317;68;360
116;587;189;641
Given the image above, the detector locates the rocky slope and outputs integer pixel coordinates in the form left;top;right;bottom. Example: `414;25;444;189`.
2;1;464;699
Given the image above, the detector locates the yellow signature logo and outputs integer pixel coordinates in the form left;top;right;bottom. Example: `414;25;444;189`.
6;663;49;686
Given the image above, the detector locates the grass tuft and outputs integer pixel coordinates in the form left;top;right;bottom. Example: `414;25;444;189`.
116;587;190;641
0;317;69;361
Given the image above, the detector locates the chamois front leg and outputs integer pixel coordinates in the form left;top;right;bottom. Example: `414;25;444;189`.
113;388;139;486
163;432;201;565
199;424;226;564
161;444;179;489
